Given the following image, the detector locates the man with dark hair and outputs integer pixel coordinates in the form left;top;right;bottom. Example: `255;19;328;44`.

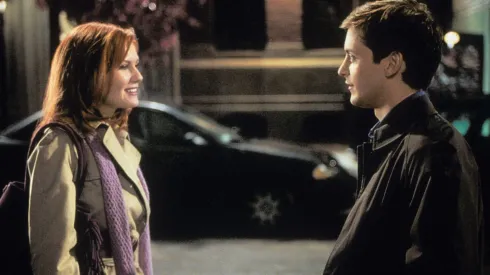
323;1;484;275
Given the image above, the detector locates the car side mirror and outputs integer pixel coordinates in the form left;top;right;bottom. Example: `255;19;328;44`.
184;132;208;146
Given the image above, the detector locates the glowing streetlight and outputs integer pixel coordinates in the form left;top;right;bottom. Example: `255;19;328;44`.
0;1;7;13
148;2;157;11
444;31;461;49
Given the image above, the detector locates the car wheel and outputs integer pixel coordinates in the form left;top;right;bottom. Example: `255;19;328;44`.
240;190;299;237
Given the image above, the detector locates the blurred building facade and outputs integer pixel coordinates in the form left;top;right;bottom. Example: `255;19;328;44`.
1;0;49;124
0;0;489;142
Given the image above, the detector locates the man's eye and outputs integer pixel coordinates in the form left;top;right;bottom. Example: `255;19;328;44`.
348;55;356;62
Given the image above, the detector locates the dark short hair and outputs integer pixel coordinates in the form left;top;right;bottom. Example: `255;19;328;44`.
341;0;443;90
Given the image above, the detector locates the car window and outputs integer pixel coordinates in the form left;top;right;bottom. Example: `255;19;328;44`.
7;120;38;141
128;108;148;140
146;110;192;145
179;105;242;142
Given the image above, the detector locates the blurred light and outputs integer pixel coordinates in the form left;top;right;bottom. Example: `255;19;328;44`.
452;114;470;136
312;163;337;180
482;119;490;137
148;2;157;11
0;1;7;13
58;11;76;41
328;149;358;179
444;31;460;49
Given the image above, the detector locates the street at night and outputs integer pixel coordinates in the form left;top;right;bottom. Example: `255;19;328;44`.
152;239;336;275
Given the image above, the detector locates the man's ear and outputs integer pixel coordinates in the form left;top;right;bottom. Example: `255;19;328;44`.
384;51;405;78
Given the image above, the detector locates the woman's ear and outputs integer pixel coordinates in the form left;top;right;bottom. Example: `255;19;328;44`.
384;51;405;78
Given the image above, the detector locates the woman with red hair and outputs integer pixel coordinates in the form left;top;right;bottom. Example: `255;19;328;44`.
28;22;152;275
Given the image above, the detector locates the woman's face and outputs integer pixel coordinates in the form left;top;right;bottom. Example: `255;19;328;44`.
98;43;143;117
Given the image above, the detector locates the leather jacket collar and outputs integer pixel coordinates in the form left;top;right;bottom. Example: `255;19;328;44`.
370;91;438;150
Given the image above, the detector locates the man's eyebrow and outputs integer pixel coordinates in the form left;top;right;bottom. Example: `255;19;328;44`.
123;58;140;63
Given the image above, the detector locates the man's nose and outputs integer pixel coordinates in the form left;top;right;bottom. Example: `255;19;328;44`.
338;59;348;77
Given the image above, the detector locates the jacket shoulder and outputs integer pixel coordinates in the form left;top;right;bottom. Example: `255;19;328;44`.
35;127;76;147
30;127;81;163
404;114;458;149
400;117;463;165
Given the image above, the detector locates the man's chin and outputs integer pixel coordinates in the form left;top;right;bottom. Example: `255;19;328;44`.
350;96;371;109
349;95;361;107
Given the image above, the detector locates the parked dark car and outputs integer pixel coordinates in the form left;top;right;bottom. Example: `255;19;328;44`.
0;101;357;239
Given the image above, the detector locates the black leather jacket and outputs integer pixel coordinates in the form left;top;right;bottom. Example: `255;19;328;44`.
324;92;484;275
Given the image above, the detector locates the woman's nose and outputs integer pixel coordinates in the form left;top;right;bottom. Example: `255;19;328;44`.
132;67;144;83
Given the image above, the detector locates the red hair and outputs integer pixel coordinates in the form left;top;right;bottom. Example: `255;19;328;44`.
35;22;138;137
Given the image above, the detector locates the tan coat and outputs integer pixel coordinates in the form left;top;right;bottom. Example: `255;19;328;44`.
27;123;151;275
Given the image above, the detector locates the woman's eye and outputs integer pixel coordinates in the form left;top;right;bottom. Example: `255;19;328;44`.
119;63;129;69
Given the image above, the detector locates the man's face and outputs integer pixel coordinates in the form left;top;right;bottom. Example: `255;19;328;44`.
338;28;386;108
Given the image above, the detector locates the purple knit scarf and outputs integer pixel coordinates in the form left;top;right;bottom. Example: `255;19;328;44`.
86;132;153;275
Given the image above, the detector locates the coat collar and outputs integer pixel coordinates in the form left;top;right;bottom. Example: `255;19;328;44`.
96;124;150;217
58;119;150;217
370;91;438;151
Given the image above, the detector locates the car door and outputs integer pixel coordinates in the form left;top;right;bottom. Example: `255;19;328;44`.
128;107;226;236
0;117;38;186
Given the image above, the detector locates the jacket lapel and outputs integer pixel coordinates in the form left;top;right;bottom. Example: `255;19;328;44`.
101;127;150;217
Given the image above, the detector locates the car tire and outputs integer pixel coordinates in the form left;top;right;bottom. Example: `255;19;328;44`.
238;190;301;237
